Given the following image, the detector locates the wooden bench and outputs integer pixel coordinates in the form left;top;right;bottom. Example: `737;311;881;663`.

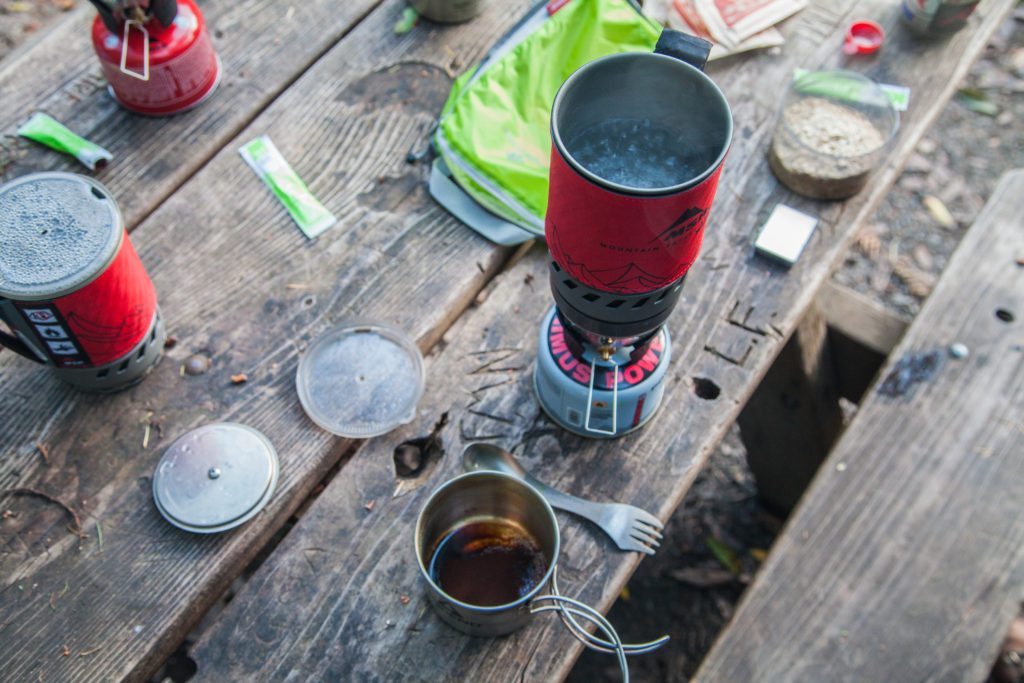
696;170;1024;682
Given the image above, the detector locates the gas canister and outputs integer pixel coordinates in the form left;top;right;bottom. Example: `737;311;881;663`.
90;0;221;116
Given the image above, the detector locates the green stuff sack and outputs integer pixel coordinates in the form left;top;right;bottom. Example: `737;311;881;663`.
430;0;661;245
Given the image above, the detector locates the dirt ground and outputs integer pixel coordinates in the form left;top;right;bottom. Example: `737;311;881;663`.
836;8;1024;319
1;2;1020;681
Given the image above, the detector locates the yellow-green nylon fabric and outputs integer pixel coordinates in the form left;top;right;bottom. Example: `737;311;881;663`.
438;0;660;226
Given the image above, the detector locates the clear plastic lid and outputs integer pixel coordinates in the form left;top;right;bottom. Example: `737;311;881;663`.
296;322;424;438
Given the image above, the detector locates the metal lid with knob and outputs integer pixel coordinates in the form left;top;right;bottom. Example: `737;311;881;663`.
152;423;279;534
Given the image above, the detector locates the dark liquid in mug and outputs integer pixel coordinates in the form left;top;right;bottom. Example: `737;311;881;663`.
428;519;548;607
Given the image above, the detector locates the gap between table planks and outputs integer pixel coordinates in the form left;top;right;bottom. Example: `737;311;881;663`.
696;169;1024;683
188;1;1017;680
0;1;533;680
0;0;385;231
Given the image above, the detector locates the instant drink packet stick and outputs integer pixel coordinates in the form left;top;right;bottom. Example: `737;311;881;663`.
18;113;113;171
793;68;911;112
239;135;337;239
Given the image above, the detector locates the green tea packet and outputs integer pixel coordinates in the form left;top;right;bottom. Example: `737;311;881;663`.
18;112;113;171
239;135;337;239
793;69;910;112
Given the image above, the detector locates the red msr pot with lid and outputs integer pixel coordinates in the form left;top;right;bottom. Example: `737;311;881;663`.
534;30;732;438
91;0;221;116
545;45;732;296
0;173;165;392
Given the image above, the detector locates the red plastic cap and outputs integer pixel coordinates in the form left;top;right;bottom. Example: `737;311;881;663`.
547;0;572;15
843;20;884;55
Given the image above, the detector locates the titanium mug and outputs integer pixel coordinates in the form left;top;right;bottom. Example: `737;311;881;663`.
414;470;668;681
545;32;733;295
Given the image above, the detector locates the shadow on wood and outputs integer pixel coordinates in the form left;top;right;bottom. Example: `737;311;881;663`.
738;304;844;513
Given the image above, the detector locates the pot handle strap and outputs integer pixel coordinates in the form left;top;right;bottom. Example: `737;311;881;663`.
654;29;712;72
0;328;46;363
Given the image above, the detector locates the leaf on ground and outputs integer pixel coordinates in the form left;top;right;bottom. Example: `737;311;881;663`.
668;566;735;588
394;7;418;34
911;243;934;271
854;225;882;260
749;548;768;562
870;257;893;293
893;256;937;298
7;1;31;11
956;88;999;116
619;585;631;601
705;537;741;575
922;195;956;229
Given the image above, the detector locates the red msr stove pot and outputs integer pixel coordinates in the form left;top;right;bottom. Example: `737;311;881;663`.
534;30;732;438
90;0;221;116
0;173;165;392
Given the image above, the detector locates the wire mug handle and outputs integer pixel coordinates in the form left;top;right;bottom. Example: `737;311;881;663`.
529;595;629;682
654;28;713;72
584;357;618;436
528;567;671;683
120;19;150;81
548;568;670;656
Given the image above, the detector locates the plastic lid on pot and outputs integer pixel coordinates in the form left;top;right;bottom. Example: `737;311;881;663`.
152;423;279;534
296;322;424;438
0;172;122;300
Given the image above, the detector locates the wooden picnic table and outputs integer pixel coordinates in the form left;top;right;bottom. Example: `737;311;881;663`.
0;0;1014;680
696;169;1024;682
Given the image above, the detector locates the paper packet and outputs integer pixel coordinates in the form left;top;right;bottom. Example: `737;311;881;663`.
239;135;337;239
794;69;910;112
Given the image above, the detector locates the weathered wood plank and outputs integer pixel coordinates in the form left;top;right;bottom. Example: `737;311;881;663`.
189;1;1016;680
0;0;383;230
739;303;844;513
696;170;1024;683
820;280;911;356
0;2;89;69
0;2;532;680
